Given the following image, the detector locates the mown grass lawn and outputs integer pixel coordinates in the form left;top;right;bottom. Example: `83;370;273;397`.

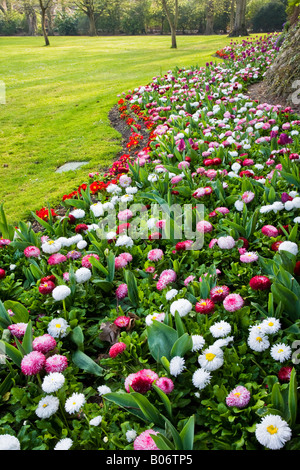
0;34;235;224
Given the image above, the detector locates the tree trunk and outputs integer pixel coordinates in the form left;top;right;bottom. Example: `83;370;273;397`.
229;0;248;37
229;0;235;33
205;0;214;35
88;11;97;36
161;0;178;48
41;8;50;45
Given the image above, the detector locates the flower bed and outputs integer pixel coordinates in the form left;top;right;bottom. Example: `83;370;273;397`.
0;33;299;451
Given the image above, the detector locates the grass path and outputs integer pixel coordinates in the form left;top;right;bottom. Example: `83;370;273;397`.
0;35;234;224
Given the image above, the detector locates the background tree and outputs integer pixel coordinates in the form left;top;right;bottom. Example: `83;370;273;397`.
160;0;178;48
229;0;248;36
75;0;107;36
39;0;52;45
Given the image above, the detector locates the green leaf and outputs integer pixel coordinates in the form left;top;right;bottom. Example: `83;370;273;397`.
146;320;178;362
0;372;15;398
72;350;103;376
125;270;139;307
104;392;147;421
0;301;12;329
170;333;193;358
151;433;174;450
21;320;33;355
174;311;186;337
70;326;84;351
179;415;195;450
271;383;285;414
3;301;29;324
89;256;109;277
0;341;23;367
106;252;115;282
152;384;173;420
288;368;297;427
130;392;165;427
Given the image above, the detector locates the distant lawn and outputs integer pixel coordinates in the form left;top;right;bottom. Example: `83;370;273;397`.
0;34;234;224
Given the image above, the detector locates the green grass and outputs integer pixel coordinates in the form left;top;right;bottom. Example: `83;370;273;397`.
0;34;234;224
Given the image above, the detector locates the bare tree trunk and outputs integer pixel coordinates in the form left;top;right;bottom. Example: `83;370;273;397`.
229;0;235;33
161;0;178;48
229;0;248;37
39;1;50;46
88;11;97;36
205;0;215;35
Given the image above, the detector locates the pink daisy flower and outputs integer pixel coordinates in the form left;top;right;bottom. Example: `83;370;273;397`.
116;283;128;299
118;210;133;221
48;253;67;265
196;220;213;233
115;256;128;269
240;252;258;263
45;354;68;373
21;351;46;376
81;253;100;269
226;386;251;408
67;250;81;259
24;246;41;258
261;225;279;238
32;334;57;354
114;316;130;328
133;429;159;450
184;275;196;286
223;293;244;312
155;377;174;394
109;342;127;358
241;191;255;203
147;249;164;262
210;285;230;302
8;322;28;339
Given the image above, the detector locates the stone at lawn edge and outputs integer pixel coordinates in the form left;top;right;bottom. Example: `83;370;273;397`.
55;161;89;173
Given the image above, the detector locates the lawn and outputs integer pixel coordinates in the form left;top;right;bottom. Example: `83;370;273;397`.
0;34;234;224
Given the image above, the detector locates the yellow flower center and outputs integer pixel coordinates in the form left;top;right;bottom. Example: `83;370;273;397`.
205;353;216;361
234;392;241;397
48;240;54;245
216;288;223;293
56;324;61;328
278;349;284;353
256;336;262;342
201;301;207;306
267;425;278;435
268;322;274;326
43;404;48;408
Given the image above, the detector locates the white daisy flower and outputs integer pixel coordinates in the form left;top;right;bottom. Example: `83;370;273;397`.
255;415;292;450
126;429;137;442
198;346;224;371
90;203;104;217
165;289;178;300
115;235;134;248
0;434;21;450
278;241;298;256
69;209;85;219
126;187;138;195
89;415;103;426
169;356;186;376
54;438;73;450
270;343;292;363
170;299;192;317
247;331;270;352
213;336;234;348
97;385;112;396
47;318;69;338
192;368;212;390
41;239;62;254
191;335;205;352
65;392;85;414
260;318;281;335
35;395;60;419
210;321;231;338
77;240;88;250
75;267;92;283
106;184;122;195
52;285;71;301
42;372;65;394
